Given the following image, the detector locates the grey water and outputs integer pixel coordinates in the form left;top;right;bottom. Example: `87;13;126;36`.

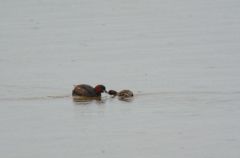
1;0;240;158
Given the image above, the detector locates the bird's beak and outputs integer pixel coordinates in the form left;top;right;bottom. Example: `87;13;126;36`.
104;90;107;93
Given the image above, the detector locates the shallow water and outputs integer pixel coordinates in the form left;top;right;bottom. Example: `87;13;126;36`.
1;0;240;158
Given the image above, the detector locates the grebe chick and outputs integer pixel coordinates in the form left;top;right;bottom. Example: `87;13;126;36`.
108;89;134;98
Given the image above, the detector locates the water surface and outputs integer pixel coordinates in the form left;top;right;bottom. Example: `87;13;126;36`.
1;0;240;158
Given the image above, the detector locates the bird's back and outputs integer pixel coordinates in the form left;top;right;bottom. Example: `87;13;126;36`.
72;84;98;97
118;90;134;98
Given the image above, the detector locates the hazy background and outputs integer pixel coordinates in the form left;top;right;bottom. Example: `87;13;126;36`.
1;0;240;158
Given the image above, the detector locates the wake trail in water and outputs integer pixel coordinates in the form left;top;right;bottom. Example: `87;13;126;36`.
0;95;71;102
1;91;239;102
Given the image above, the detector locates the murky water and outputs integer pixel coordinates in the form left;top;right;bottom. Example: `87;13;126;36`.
1;0;240;158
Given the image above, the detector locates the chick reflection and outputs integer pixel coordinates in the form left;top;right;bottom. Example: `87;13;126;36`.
118;97;134;102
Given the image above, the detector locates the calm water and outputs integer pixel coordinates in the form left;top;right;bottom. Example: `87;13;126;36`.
1;0;240;158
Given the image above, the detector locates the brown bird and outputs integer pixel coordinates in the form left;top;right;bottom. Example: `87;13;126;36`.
72;84;107;97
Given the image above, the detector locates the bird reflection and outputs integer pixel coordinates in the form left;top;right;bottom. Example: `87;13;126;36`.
72;96;106;105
